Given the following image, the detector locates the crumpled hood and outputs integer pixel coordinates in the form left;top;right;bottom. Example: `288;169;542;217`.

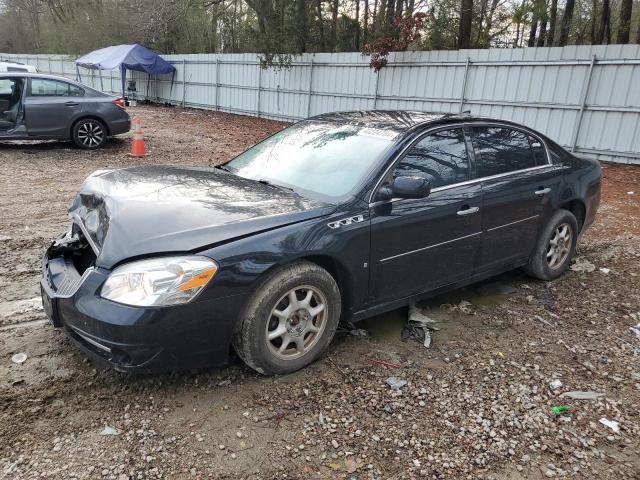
69;166;333;268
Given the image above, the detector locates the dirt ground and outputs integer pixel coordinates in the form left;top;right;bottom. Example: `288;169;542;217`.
0;105;639;480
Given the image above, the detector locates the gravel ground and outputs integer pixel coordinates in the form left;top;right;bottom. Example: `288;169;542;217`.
0;105;639;479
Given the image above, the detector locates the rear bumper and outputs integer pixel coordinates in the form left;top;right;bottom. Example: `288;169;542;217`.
109;116;131;136
41;245;247;373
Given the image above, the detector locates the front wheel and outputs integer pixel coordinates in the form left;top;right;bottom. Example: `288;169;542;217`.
72;119;107;149
233;261;341;375
525;209;579;281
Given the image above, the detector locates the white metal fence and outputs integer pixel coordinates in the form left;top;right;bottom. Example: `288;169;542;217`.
3;45;640;164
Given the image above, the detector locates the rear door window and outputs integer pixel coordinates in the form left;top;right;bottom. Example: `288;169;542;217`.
393;128;470;189
473;127;538;177
30;79;80;97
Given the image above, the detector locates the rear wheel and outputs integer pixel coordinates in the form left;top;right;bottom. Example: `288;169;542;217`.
233;261;341;375
525;209;579;280
72;119;107;149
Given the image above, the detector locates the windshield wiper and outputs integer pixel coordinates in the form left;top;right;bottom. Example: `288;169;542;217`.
214;164;233;173
257;178;294;192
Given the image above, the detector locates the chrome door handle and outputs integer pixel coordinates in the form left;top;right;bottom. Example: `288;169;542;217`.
457;206;480;216
65;101;79;106
535;187;551;196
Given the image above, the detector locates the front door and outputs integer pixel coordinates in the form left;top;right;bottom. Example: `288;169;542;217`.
0;77;25;131
24;77;84;137
471;126;564;272
369;127;483;303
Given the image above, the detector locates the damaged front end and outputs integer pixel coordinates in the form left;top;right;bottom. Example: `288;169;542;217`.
68;192;110;255
41;227;97;327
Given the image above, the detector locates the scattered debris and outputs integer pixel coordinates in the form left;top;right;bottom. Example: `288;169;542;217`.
349;328;369;337
551;405;570;415
11;353;27;364
599;267;611;274
570;258;596;273
369;358;402;369
442;300;475;315
599;418;620;433
559;391;603;400
99;426;119;436
629;324;640;341
0;234;11;242
385;377;407;390
402;304;438;348
549;379;563;391
534;315;556;328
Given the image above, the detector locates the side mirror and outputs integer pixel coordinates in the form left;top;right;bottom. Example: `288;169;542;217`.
391;176;431;199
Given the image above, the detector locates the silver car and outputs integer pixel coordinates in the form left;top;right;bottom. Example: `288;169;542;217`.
0;73;130;149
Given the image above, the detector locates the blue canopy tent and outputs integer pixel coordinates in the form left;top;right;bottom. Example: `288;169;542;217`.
75;44;176;100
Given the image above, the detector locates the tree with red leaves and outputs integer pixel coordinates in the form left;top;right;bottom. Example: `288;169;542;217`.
362;11;428;72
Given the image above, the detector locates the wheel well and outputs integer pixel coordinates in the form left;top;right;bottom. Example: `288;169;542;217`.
299;255;351;312
70;116;110;138
560;200;586;231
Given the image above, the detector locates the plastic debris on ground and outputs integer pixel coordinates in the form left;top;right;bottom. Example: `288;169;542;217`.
99;426;119;436
385;377;407;390
559;391;603;400
599;418;620;433
549;379;563;391
570;258;596;273
599;267;611;274
629;323;640;341
402;304;438;348
551;405;570;415
11;353;27;364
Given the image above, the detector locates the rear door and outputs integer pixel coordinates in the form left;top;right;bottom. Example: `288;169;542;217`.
23;77;84;137
369;127;482;302
471;125;563;272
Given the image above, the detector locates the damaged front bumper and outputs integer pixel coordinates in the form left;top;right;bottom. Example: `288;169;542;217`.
40;231;246;373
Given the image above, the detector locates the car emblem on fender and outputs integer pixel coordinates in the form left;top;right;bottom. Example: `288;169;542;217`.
327;214;365;229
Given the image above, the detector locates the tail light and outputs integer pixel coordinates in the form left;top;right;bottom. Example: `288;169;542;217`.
112;98;126;109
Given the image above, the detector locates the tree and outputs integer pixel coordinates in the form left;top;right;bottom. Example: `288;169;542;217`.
536;0;548;46
615;0;632;44
547;0;558;45
599;0;611;44
331;0;338;50
558;0;575;45
458;0;473;48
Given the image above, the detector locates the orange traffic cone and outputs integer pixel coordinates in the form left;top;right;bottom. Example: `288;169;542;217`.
129;117;147;157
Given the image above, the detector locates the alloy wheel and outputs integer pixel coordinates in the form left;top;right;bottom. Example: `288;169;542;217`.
77;122;104;148
265;285;327;360
546;222;573;269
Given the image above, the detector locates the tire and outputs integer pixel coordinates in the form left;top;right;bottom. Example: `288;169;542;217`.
72;118;107;150
525;209;579;281
233;261;341;375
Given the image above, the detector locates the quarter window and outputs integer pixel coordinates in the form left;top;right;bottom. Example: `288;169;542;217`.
393;128;470;189
30;79;83;97
473;127;538;177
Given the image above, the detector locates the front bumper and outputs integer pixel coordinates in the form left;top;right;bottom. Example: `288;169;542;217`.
41;245;247;373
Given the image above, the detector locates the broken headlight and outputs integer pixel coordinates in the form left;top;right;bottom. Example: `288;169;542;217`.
100;256;218;307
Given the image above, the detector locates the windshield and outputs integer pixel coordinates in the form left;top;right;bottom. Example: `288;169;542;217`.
225;120;398;198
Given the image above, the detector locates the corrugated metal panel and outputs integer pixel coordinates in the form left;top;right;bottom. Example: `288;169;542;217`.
2;45;639;163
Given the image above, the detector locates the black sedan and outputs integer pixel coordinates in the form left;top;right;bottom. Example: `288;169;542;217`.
40;111;601;374
0;73;130;149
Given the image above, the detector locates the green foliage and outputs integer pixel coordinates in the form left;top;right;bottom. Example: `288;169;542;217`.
0;0;638;62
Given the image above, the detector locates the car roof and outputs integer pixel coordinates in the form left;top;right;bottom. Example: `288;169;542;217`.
0;72;73;81
309;110;480;133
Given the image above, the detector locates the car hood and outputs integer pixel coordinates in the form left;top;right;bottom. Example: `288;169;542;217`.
69;166;334;268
